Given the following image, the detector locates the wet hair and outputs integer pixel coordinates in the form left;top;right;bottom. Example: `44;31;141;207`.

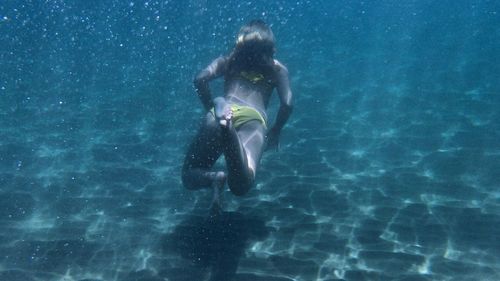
235;20;275;57
226;20;277;78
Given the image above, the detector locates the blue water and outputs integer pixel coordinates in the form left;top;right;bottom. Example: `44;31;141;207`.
1;1;500;281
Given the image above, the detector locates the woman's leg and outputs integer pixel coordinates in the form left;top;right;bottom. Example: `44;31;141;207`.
223;120;266;196
181;113;225;190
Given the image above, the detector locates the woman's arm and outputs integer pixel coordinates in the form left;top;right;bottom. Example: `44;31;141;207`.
193;56;227;111
267;60;293;150
272;60;293;132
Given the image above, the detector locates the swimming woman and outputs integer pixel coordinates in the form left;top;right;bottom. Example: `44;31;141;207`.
182;20;293;210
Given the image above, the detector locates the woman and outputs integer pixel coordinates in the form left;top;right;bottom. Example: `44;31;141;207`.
182;20;293;209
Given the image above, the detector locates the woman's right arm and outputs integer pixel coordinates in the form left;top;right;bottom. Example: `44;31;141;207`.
193;57;227;111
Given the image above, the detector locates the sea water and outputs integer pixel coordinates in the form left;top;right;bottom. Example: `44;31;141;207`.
1;1;499;281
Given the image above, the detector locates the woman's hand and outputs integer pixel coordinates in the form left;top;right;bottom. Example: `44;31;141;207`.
266;127;281;151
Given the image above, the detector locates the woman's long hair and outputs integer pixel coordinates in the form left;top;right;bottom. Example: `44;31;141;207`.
226;20;277;80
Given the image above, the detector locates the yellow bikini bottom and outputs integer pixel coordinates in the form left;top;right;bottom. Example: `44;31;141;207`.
211;104;267;129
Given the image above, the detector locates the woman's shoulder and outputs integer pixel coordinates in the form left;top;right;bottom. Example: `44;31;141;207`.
213;55;230;66
273;59;289;77
273;59;288;73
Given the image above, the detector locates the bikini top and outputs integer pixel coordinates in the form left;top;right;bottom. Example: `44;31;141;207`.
234;70;274;90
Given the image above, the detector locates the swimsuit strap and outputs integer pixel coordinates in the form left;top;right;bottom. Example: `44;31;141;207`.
240;71;265;84
236;70;274;89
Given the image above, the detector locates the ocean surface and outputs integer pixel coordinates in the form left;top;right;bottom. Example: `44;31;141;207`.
1;1;500;281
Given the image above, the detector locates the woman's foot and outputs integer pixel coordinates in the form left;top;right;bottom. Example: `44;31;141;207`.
210;171;226;213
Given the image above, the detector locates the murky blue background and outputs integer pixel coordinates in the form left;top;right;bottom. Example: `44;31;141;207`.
1;1;500;280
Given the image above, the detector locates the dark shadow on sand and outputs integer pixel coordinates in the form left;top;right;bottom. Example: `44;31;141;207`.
161;210;270;281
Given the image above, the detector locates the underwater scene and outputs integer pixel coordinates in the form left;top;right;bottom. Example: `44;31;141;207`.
1;1;500;280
